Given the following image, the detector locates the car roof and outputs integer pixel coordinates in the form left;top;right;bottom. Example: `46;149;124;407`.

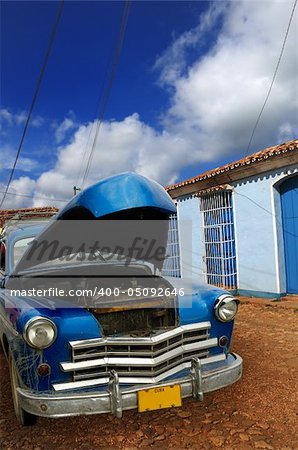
1;220;49;241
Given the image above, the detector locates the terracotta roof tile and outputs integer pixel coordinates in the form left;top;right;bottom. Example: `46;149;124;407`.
165;139;298;191
0;206;58;228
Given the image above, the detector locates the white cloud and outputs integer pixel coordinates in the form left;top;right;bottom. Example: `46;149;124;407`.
278;122;296;143
162;0;298;154
0;108;13;126
0;146;38;172
31;116;45;128
15;111;27;126
0;177;36;209
154;2;228;86
0;108;45;132
55;117;76;143
32;113;193;207
1;0;297;210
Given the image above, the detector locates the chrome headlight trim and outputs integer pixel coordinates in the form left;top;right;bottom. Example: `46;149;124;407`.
23;316;57;349
214;295;239;323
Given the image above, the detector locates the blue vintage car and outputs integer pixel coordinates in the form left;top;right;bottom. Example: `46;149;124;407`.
0;172;242;425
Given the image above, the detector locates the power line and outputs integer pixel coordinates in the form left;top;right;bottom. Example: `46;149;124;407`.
234;191;298;239
81;0;132;187
0;190;68;203
0;0;64;209
244;0;297;157
75;61;111;188
81;0;132;188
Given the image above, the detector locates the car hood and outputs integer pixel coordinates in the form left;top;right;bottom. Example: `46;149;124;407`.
12;172;176;274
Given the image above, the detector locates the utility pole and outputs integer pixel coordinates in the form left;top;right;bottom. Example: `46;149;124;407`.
73;186;81;196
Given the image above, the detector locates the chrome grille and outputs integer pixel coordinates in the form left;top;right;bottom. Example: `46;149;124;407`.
54;322;224;391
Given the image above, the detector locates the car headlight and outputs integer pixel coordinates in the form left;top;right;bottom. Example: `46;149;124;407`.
24;317;57;349
214;295;239;322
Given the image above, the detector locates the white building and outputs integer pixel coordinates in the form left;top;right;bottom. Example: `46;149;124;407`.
164;139;298;298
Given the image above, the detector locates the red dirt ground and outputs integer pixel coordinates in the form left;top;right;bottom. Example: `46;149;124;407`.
0;298;297;449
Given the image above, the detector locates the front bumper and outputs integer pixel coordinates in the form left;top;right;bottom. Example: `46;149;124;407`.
18;353;242;418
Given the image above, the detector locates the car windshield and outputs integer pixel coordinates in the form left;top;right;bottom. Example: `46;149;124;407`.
10;219;164;275
17;250;151;272
11;237;151;273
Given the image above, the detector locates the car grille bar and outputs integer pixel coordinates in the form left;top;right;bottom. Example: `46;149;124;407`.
57;322;223;389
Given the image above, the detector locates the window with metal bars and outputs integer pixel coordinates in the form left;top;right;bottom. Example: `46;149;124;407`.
200;190;237;289
162;214;181;277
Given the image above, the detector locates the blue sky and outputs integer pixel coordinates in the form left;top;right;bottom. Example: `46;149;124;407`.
2;1;205;123
0;1;297;208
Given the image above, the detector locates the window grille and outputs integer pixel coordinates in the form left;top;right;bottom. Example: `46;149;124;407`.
200;190;237;289
162;214;181;277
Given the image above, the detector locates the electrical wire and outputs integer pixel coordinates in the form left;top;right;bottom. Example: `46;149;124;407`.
234;191;298;239
75;63;111;189
0;190;68;203
244;0;297;157
0;0;64;209
81;0;132;188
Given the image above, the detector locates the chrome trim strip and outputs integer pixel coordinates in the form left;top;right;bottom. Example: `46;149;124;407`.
53;353;226;391
73;332;209;360
61;338;218;372
72;350;210;381
54;377;109;391
69;322;211;348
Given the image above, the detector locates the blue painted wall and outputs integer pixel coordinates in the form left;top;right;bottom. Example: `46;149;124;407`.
232;164;297;296
176;163;298;297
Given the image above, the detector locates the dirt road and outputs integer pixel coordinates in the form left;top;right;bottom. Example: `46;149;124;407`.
0;299;297;449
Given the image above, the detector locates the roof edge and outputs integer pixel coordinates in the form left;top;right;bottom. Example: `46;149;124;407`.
165;139;298;194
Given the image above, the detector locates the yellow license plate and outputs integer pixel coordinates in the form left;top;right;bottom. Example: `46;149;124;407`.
138;385;182;412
